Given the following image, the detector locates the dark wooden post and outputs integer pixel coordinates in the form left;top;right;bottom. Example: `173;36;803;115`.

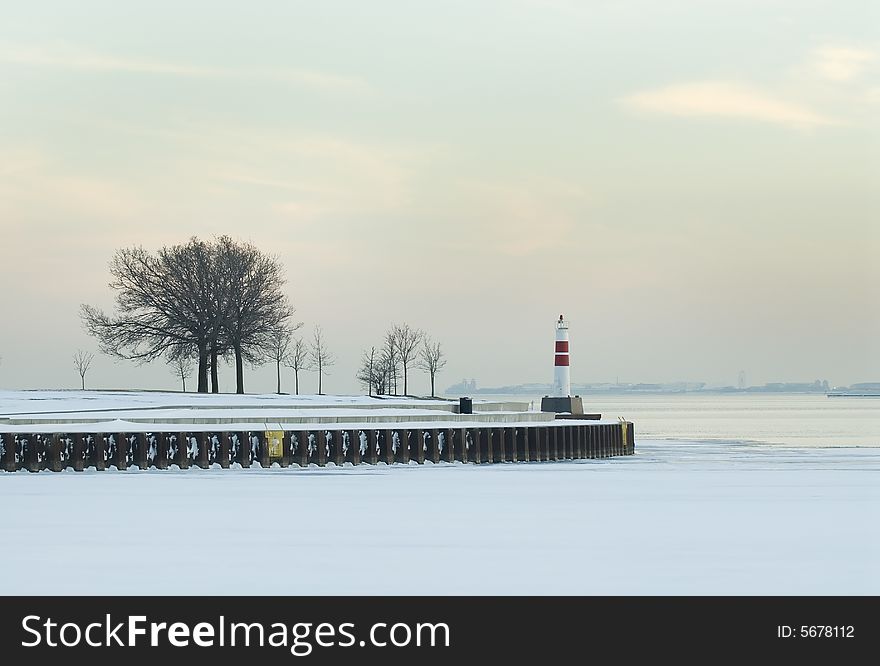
454;428;468;463
391;429;405;465
129;433;144;470
0;433;15;472
361;430;374;464
173;432;188;469
482;428;492;463
348;430;361;465
278;431;291;468
331;430;343;466
425;428;440;463
150;433;166;470
316;430;329;467
304;430;317;467
24;434;40;472
190;432;207;469
91;433;106;471
377;429;388;465
441;429;450;462
47;434;62;472
111;432;125;470
525;428;536;462
411;429;425;464
466;429;478;463
492;428;503;462
218;432;231;469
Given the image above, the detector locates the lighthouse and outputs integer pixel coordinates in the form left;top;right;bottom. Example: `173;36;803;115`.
541;314;585;415
553;314;571;397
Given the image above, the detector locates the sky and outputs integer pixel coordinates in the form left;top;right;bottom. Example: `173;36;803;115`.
0;0;878;395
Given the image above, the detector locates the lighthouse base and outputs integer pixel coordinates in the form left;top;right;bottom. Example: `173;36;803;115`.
540;396;584;415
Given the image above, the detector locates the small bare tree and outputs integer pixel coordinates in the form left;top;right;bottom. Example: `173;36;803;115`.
357;345;392;396
381;331;399;395
392;323;424;396
419;337;447;398
167;351;194;392
285;337;310;395
262;324;302;394
356;347;377;396
308;326;336;395
73;350;94;390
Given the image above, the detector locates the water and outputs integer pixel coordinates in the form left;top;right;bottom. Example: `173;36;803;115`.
476;393;880;447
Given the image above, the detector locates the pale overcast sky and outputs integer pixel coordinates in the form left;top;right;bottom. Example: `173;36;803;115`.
0;0;877;394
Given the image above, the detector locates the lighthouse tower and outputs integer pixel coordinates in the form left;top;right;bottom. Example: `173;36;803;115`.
553;314;571;397
541;314;584;415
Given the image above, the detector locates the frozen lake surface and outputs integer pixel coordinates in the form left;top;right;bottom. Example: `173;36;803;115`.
1;439;877;595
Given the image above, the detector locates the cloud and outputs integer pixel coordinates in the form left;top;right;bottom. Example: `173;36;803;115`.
0;43;367;93
621;81;835;129
812;46;877;82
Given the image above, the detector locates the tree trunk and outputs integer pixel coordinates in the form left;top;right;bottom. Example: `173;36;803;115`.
403;362;407;396
430;374;435;398
181;376;186;392
81;376;85;390
210;347;219;393
276;360;281;394
235;345;245;394
197;345;209;393
295;370;299;395
318;363;322;395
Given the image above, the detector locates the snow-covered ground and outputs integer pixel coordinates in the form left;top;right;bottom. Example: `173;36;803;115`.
1;439;876;595
0;389;544;431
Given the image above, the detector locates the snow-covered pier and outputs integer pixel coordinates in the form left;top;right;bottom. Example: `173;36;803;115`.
0;391;634;472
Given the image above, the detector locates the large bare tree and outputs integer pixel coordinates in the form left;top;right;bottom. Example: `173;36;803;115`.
214;236;292;394
418;337;447;398
285;337;310;395
73;350;94;390
392;323;423;396
82;236;296;394
81;239;221;393
309;326;336;395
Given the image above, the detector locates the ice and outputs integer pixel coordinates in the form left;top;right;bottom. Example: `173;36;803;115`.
0;439;876;595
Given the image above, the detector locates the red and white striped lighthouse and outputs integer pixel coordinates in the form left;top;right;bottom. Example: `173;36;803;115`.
553;314;571;397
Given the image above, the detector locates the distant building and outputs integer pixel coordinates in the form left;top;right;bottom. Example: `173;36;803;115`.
445;378;477;395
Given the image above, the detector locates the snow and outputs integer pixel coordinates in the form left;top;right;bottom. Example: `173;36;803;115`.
0;390;545;431
1;439;876;595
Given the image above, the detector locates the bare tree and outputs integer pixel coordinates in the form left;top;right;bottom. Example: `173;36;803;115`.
73;350;94;390
419;337;447;398
214;236;292;394
285;337;310;395
82;237;297;394
167;349;195;392
262;324;302;394
81;239;221;393
392;323;424;396
381;331;399;395
309;326;336;395
357;346;390;396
